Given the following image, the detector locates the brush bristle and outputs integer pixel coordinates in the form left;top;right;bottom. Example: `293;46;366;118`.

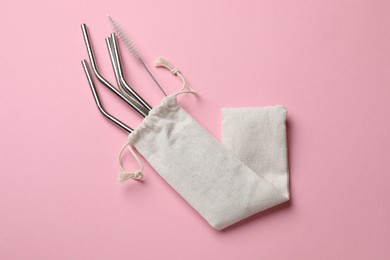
107;15;140;59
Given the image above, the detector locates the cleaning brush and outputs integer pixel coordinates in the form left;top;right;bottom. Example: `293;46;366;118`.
107;14;167;96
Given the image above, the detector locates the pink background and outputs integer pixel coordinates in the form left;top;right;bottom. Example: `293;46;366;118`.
1;0;390;259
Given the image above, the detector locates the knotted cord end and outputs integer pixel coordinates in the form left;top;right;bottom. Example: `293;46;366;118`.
117;140;144;183
155;57;178;74
154;57;196;96
118;170;144;183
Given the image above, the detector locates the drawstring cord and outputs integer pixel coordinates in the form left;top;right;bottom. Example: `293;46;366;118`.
117;138;143;182
118;57;196;183
155;57;196;96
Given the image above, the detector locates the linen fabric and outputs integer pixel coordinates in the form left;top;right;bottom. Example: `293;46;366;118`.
127;95;289;230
